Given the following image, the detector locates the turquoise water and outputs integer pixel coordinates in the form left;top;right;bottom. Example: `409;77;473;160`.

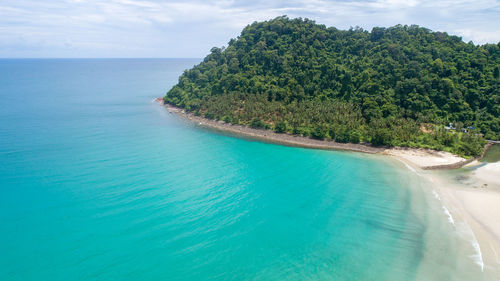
0;59;491;280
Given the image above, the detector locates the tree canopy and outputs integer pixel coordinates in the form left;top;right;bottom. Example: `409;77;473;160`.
165;16;500;157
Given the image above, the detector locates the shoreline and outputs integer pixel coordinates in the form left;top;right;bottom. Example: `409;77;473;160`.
422;169;500;276
161;101;474;170
162;102;383;154
160;100;500;275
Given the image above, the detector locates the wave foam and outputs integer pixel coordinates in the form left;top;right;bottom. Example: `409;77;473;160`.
403;162;417;173
470;231;485;272
432;189;441;201
442;206;455;225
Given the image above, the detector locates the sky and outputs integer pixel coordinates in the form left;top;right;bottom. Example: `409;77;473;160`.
1;0;499;58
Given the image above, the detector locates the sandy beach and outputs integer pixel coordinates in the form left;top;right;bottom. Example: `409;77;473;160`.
382;147;500;275
475;162;500;187
426;168;500;275
374;146;500;275
160;100;500;275
382;148;475;169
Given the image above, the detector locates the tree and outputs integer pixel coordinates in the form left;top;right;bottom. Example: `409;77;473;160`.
274;121;288;133
250;117;266;129
311;125;328;139
164;16;499;157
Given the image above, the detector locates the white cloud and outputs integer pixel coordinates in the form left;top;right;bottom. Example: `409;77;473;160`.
0;0;499;57
455;29;500;44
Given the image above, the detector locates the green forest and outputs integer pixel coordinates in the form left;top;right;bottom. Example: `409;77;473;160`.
165;16;500;157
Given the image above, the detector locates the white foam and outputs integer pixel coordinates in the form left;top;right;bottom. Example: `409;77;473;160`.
469;230;485;272
403;162;417;173
432;189;441;201
421;167;484;271
432;190;455;228
447;210;486;271
442;206;455;225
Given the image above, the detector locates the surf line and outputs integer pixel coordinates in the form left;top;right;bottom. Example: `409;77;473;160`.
392;157;418;174
432;189;483;270
470;230;485;272
432;189;455;225
393;154;484;271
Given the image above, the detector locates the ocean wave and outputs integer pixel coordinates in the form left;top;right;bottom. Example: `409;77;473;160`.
469;230;485;272
431;189;484;271
403;162;417;173
442;206;455;226
431;189;455;225
432;189;441;201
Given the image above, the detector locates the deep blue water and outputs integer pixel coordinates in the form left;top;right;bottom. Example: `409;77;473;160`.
0;59;488;280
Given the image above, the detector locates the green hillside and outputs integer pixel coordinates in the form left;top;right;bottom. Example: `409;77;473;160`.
165;16;500;157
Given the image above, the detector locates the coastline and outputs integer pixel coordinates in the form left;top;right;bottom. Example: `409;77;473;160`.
389;146;500;276
161;101;473;170
162;102;383;154
422;168;500;276
160;100;500;276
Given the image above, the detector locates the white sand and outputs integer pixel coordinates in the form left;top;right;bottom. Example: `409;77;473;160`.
454;188;500;243
440;183;500;273
381;142;500;274
474;162;500;187
411;164;500;274
384;148;466;169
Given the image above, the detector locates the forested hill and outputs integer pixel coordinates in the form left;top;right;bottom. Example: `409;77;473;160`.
165;16;500;157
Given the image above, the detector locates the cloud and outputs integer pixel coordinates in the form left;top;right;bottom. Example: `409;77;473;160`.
0;0;499;57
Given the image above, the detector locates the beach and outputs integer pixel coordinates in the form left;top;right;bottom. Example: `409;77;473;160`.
389;150;500;275
162;100;500;276
423;168;500;276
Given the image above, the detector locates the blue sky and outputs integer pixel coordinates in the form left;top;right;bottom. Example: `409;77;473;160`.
1;0;499;58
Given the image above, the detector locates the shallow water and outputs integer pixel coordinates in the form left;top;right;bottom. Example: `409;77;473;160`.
482;144;500;163
0;59;493;280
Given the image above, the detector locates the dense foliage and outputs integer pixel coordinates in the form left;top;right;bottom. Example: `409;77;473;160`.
165;16;500;157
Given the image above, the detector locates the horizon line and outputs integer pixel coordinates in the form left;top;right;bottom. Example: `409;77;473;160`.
0;57;203;60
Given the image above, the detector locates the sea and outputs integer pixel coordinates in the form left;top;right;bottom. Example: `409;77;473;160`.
0;59;494;280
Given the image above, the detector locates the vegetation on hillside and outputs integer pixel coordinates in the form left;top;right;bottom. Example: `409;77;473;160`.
165;16;500;157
